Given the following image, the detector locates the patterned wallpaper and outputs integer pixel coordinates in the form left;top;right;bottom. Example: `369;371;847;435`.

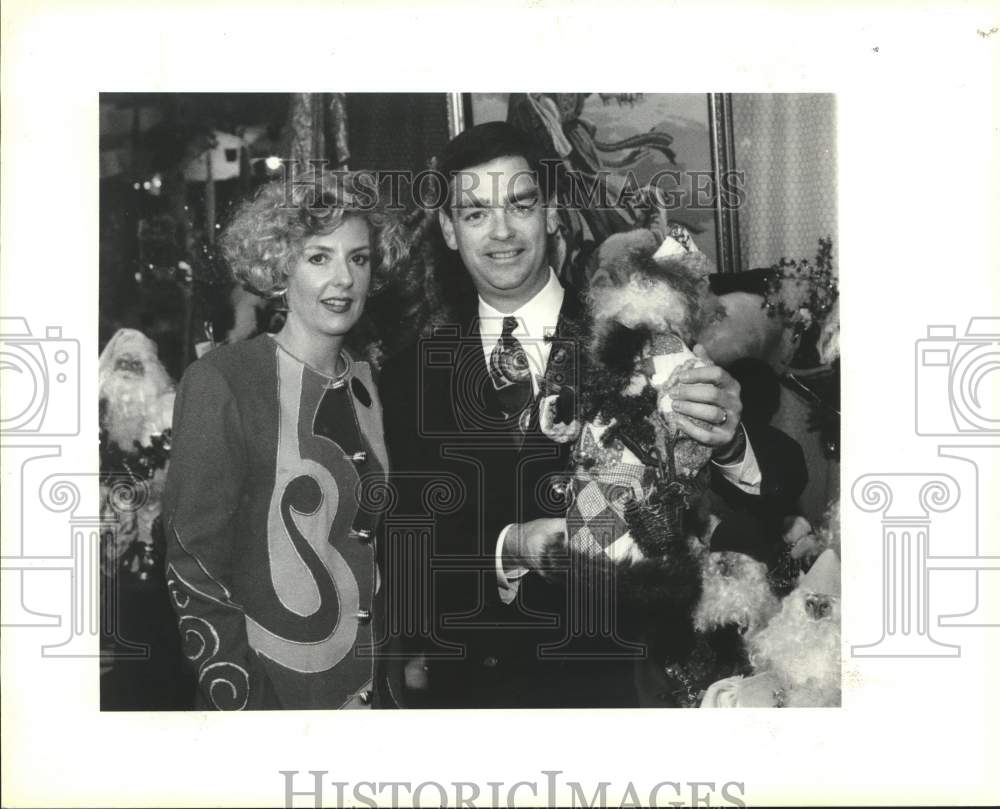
731;93;839;522
347;93;450;176
732;94;837;270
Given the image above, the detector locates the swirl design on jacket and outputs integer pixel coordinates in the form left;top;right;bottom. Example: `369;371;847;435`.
245;352;365;674
173;607;249;710
201;661;250;710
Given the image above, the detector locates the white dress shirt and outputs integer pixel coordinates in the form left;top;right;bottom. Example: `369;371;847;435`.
481;270;763;605
477;267;565;396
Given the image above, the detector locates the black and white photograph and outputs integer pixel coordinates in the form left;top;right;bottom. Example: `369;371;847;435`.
2;3;997;807
96;91;841;713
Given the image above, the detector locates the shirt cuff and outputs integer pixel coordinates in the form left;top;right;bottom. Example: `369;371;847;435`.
495;524;528;605
712;424;762;495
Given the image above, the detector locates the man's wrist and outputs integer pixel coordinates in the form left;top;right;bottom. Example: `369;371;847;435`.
712;422;747;465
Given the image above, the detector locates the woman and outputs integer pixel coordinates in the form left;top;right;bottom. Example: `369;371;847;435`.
163;170;408;709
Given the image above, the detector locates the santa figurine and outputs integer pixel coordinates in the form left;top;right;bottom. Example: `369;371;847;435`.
528;210;736;675
642;513;781;707
98;329;175;577
543;214;723;571
700;548;841;707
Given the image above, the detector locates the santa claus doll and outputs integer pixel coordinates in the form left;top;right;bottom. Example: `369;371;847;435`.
98;329;175;577
700;547;841;708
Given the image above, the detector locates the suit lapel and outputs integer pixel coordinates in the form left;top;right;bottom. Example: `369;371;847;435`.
539;289;584;399
449;286;585;451
518;288;585;450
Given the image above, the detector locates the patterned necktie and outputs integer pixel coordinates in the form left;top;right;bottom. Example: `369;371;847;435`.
489;316;533;419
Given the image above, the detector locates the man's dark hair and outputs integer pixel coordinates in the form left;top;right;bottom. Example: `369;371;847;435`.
436;121;555;215
411;121;559;333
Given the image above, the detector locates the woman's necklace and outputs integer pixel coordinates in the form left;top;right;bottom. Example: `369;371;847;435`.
270;333;351;383
325;349;352;388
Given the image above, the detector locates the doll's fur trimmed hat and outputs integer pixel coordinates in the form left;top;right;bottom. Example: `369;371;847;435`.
587;231;723;349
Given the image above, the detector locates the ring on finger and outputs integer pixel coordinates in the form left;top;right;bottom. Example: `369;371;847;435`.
719;409;728;425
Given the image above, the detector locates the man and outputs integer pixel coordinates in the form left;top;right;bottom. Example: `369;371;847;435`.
379;122;764;708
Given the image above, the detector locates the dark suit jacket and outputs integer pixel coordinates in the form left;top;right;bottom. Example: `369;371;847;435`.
379;290;652;707
709;423;808;568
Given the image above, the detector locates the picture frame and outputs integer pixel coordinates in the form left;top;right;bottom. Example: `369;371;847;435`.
449;92;743;273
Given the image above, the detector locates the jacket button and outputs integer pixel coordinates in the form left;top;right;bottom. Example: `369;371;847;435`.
351;528;372;542
482;655;499;669
355;609;372;623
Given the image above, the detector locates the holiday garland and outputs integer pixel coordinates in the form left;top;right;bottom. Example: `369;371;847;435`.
99;428;172;488
761;236;838;340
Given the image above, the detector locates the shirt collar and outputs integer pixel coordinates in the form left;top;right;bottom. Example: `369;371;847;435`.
477;268;565;339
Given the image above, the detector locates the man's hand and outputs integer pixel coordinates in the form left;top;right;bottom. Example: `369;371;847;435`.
668;344;744;459
501;518;567;578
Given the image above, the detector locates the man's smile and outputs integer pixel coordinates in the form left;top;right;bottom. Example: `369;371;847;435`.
485;248;525;261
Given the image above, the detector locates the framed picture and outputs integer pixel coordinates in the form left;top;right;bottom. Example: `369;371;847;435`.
449;93;742;273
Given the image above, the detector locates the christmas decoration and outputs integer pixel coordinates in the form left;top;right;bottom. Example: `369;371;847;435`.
701;546;841;707
98;329;176;577
659;544;780;707
182;130;244;182
556;223;724;567
531;220;734;658
761;236;839;370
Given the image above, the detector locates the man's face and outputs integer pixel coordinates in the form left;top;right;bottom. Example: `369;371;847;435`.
439;155;558;310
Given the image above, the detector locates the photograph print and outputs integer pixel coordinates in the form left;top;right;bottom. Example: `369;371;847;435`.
96;91;840;711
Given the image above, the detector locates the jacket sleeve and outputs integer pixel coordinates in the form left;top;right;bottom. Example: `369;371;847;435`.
376;351;426;655
162;359;256;710
710;422;808;566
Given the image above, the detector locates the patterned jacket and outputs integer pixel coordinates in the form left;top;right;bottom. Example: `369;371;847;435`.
163;334;399;709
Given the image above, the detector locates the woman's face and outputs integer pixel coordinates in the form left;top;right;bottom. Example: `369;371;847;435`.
284;216;372;340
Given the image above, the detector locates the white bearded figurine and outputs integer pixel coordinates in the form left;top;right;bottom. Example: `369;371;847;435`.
652;529;781;707
692;545;780;638
701;548;841;707
99;329;175;451
98;329;175;574
556;225;724;568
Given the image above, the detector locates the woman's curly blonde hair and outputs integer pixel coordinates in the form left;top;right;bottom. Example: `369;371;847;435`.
220;168;409;299
219;169;415;366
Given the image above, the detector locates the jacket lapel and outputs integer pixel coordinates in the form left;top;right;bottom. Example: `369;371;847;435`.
540;288;584;399
448;286;585;451
517;288;585;450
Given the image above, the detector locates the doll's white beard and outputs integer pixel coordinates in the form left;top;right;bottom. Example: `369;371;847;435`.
589;277;692;343
693;552;779;634
750;589;841;700
100;365;173;450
